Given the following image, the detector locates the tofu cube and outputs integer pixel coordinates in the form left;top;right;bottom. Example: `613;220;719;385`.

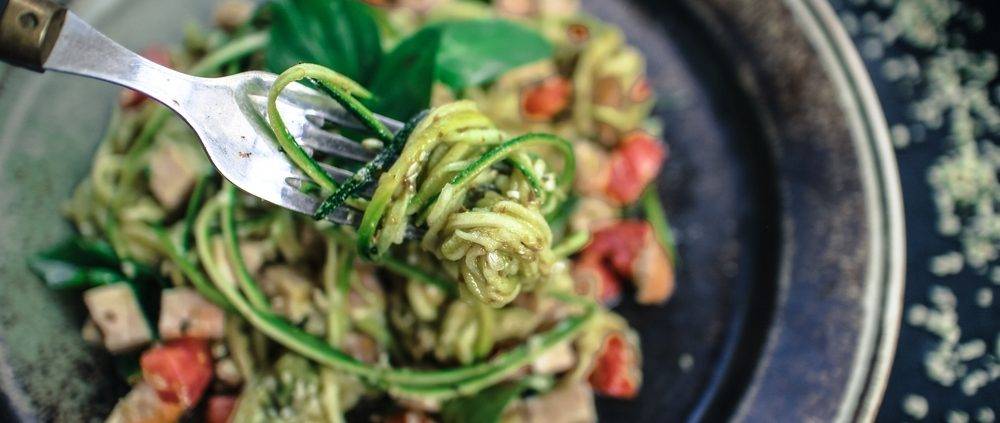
84;283;152;353
261;266;315;323
106;382;184;423
158;287;225;340
521;383;596;423
531;341;576;375
148;141;204;211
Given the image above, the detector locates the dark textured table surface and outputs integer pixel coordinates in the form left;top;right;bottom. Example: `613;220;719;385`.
828;0;1000;421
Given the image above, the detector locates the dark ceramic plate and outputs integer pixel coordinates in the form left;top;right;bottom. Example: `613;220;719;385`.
0;0;904;421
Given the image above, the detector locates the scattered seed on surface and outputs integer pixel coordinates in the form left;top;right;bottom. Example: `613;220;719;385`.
678;353;694;371
978;407;995;423
951;410;972;423
903;394;929;419
976;288;993;308
930;252;964;276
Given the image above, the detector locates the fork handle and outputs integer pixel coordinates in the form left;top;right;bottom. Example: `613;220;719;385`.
0;0;199;117
0;0;65;71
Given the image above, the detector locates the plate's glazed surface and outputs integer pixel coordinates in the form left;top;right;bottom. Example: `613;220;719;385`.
0;0;903;421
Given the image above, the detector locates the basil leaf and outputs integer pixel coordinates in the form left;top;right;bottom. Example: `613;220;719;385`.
266;0;382;83
369;19;551;120
29;238;123;289
368;27;441;120
440;377;553;423
435;19;553;92
29;237;164;337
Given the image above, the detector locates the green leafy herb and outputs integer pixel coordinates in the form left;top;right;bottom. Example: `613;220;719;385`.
29;238;124;289
370;19;552;120
264;0;552;121
440;376;553;423
434;19;553;92
30;237;165;336
266;0;382;83
368;27;442;120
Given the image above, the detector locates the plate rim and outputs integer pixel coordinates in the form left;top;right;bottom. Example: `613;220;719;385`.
763;0;907;421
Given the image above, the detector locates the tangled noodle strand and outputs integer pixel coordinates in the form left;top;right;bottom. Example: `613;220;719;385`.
267;64;575;307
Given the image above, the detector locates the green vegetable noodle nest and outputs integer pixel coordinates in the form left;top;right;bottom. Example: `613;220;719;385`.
31;0;679;421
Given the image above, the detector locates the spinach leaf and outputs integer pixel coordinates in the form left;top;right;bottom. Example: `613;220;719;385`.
369;19;552;120
266;0;382;83
440;376;553;423
435;19;553;92
368;27;441;120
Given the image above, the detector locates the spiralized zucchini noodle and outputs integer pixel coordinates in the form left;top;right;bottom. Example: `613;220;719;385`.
267;64;575;307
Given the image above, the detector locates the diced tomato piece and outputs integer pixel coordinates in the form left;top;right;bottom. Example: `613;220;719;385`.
140;338;214;408
577;220;675;305
120;46;173;108
605;132;666;204
595;266;621;305
604;222;647;274
206;395;238;423
588;332;640;398
583;221;650;274
522;76;573;121
572;259;621;305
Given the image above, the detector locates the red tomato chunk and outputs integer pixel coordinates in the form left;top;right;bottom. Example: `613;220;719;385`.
575;220;675;305
140;338;214;408
206;395;238;423
589;332;640;399
522;76;573;121
606;131;666;204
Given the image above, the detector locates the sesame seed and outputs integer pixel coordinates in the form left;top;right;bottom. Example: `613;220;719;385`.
930;252;965;276
861;37;886;60
958;339;987;361
903;394;929;420
978;407;995;423
950;410;972;423
678;353;694;371
976;288;993;308
861;11;881;31
883;59;907;82
961;369;990;396
841;12;861;35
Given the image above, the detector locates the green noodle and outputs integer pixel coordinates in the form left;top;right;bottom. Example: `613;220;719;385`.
265;64;575;307
221;183;271;310
266;64;374;192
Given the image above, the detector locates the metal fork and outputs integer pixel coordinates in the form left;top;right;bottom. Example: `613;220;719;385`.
0;0;407;230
